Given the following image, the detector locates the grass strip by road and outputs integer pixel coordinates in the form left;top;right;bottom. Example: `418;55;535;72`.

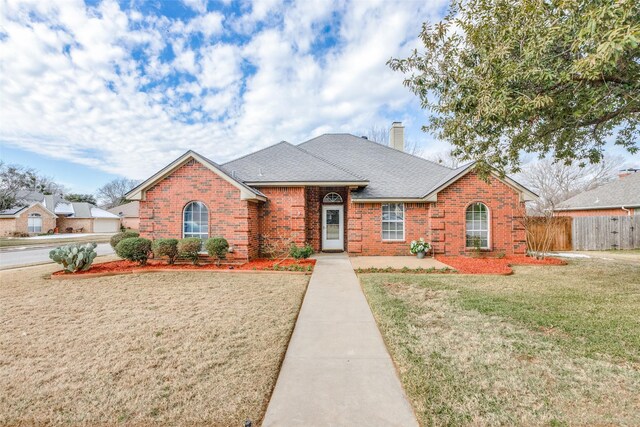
0;234;112;248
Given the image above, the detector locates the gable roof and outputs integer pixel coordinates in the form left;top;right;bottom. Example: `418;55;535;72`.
222;141;367;185
0;201;57;218
107;201;139;218
126;150;266;202
555;172;640;210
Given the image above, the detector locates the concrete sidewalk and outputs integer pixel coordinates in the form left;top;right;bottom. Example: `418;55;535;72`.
262;253;418;426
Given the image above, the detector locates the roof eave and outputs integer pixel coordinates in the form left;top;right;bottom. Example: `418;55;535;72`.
554;204;640;211
245;180;369;187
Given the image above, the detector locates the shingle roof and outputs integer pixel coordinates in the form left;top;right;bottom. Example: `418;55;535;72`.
107;201;139;218
556;172;640;210
297;134;453;199
222;141;367;183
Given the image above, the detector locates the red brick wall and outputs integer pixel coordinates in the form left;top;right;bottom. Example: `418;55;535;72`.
556;208;633;217
348;202;430;255
431;172;526;255
258;187;306;256
139;160;254;261
348;171;526;256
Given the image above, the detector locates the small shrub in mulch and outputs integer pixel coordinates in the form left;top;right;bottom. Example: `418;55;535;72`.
51;258;316;276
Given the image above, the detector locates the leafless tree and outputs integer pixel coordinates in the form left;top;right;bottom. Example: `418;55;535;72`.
520;156;624;215
0;161;66;210
360;125;423;156
96;178;140;209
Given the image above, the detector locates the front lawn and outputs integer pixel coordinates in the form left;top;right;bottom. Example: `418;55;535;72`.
360;259;640;426
0;264;308;426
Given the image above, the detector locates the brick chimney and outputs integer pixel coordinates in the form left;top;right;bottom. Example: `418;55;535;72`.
389;122;404;151
619;168;639;179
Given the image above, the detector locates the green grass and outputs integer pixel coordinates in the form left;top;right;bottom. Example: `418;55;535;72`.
361;259;640;426
0;235;112;248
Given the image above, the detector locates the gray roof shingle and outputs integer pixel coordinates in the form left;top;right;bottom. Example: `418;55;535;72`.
222;141;367;183
297;134;454;199
556;172;640;210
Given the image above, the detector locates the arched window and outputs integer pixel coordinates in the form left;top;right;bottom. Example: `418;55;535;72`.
465;203;489;248
323;192;343;203
183;201;209;241
28;213;42;233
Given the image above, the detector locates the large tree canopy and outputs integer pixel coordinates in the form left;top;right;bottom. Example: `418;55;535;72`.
389;0;639;173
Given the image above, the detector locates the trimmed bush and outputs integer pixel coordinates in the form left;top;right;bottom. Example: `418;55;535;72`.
205;237;229;265
289;243;314;260
115;237;152;265
49;242;98;273
152;238;179;264
178;238;202;265
110;230;140;250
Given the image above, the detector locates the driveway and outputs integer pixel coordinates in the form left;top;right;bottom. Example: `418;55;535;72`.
553;250;640;265
0;243;114;270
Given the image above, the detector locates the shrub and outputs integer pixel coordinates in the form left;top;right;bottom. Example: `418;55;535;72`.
9;231;30;237
49;242;98;273
178;238;202;265
115;237;152;265
110;230;139;250
205;237;229;265
289;243;314;260
152;238;179;264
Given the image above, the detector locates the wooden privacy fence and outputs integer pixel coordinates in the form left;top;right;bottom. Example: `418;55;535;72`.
572;215;640;250
525;216;572;252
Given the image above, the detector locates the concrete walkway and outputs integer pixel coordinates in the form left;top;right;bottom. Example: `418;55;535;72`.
263;253;418;426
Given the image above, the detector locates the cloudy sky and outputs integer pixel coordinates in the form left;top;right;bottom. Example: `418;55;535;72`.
1;0;452;193
0;0;636;194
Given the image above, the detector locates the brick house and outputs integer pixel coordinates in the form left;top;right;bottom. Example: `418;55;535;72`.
0;191;121;236
555;169;640;217
127;123;537;261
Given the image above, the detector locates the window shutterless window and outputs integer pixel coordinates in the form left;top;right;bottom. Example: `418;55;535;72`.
381;203;404;241
183;201;209;242
465;202;489;248
28;213;42;233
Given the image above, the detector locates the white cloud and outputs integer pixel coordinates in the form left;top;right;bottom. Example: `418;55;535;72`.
0;0;452;180
180;0;207;14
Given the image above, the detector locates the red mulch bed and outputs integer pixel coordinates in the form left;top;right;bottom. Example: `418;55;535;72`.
436;255;566;275
52;258;316;276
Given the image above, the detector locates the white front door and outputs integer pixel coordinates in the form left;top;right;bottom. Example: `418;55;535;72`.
322;205;344;251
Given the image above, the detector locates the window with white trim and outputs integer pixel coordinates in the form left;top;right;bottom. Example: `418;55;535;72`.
183;201;209;241
465;202;489;248
28;213;42;233
323;192;343;203
382;203;404;241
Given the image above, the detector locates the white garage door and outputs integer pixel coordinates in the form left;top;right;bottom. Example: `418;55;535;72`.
93;218;120;233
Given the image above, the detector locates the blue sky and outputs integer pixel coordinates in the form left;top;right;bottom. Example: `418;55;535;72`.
0;0;636;194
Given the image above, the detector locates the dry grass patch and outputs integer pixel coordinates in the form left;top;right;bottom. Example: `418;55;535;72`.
361;259;640;426
0;263;308;426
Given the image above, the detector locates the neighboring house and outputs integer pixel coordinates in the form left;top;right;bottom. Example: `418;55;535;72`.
0;202;57;236
107;201;140;230
0;191;121;236
126;122;537;261
555;169;640;217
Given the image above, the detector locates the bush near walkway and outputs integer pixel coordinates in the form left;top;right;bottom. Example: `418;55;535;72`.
361;259;640;426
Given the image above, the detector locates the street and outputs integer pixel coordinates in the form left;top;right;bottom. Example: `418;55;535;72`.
0;243;114;270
